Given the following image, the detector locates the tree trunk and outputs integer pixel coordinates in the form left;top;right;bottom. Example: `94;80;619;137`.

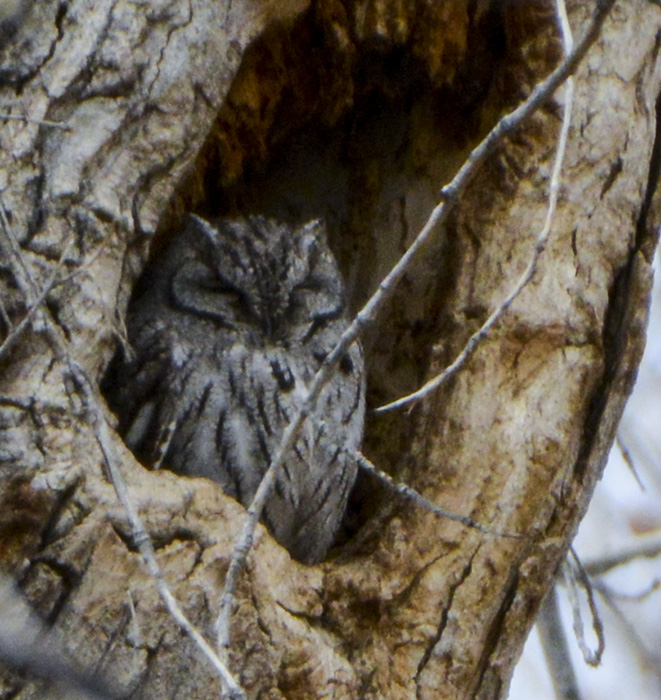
1;0;659;698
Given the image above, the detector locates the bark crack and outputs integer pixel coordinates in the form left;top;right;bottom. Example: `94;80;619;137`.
414;546;479;697
45;1;117;102
598;155;623;199
0;2;68;91
472;567;520;697
145;0;194;101
572;82;661;482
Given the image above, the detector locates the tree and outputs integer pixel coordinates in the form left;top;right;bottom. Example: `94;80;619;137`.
1;0;659;698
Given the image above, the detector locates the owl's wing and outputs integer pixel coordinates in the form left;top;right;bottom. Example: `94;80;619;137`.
256;346;364;564
107;312;204;469
266;431;359;565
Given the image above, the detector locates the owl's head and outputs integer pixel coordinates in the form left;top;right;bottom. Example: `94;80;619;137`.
170;215;346;341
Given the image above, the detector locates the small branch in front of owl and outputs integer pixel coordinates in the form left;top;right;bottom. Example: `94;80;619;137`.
213;0;608;653
353;451;522;539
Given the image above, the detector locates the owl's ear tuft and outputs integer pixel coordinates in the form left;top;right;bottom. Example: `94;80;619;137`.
187;214;221;250
300;219;323;236
297;219;326;257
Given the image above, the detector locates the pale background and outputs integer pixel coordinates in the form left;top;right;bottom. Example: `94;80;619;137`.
510;253;661;699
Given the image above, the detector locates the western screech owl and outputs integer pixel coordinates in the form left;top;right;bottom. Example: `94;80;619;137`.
105;215;365;564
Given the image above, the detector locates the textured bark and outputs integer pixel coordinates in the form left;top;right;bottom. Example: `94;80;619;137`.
0;0;660;698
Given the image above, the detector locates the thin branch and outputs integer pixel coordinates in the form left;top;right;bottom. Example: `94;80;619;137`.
583;532;661;577
564;548;605;667
592;576;661;603
354;451;522;538
0;194;71;370
377;0;578;413
0;238;75;363
215;0;616;651
0;575;119;700
76;368;245;700
0;112;70;129
592;582;661;677
615;430;646;491
537;585;582;700
0;206;245;699
0;190;40;302
0;241;106;362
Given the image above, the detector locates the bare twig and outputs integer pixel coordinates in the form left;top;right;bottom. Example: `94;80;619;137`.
354;451;522;538
0;190;40;301
76;372;245;700
0;112;70;129
615;430;646;491
592;582;661;677
215;0;616;651
563;548;605;667
0;205;245;699
0;240;107;362
583;532;661;577
0;574;118;700
537;585;582;700
0;238;75;363
520;13;585;698
377;0;578;414
0;193;72;370
592;576;661;603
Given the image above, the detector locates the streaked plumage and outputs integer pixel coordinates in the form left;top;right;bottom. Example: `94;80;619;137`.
106;215;365;564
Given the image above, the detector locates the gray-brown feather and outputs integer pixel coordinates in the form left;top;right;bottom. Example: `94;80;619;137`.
106;216;365;564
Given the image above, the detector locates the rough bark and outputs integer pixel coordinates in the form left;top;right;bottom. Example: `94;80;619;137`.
0;0;660;698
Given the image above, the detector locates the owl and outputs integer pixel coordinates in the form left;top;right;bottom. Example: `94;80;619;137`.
105;215;365;564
